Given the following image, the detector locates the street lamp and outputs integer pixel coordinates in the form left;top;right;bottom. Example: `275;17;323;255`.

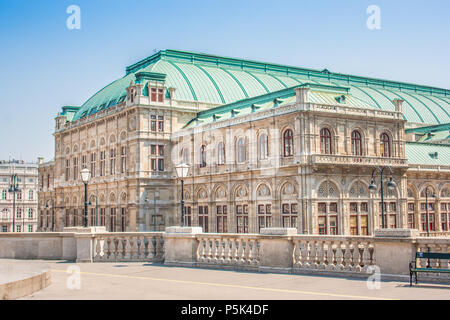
424;186;436;237
175;163;190;227
80;168;91;227
8;174;20;232
369;166;397;229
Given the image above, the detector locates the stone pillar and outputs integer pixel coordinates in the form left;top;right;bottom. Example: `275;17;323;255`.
163;226;203;267
63;226;107;263
258;228;296;272
373;228;418;275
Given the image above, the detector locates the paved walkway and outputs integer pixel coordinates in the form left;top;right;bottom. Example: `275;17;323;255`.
15;260;450;300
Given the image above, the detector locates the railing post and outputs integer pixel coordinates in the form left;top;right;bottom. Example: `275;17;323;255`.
163;226;203;267
258;228;296;272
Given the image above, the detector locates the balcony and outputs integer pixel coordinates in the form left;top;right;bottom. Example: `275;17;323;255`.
309;154;408;168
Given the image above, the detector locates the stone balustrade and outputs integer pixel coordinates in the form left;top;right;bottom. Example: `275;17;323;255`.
309;154;408;167
92;232;164;262
0;228;449;282
196;234;260;269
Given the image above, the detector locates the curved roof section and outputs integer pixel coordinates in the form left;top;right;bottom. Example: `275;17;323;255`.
72;50;450;124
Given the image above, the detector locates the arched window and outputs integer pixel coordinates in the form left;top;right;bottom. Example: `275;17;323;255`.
181;148;190;165
237;138;246;163
320;128;332;154
380;133;391;157
217;142;225;165
200;145;207;168
283;129;293;157
351;130;362;156
259;134;268;160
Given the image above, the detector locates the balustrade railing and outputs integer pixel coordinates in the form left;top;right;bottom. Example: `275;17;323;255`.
196;234;260;268
414;238;450;272
92;232;164;262
292;236;375;273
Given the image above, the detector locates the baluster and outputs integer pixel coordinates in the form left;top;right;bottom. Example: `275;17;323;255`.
158;236;164;261
105;237;112;261
361;242;371;271
418;244;428;268
211;239;218;264
442;244;449;269
352;243;362;272
317;241;326;269
231;239;238;264
117;237;125;261
325;241;334;270
244;239;251;265
335;241;344;270
429;244;439;268
254;240;261;265
200;238;207;262
248;239;255;265
225;238;232;264
343;241;352;271
135;236;142;260
124;237;132;260
302;240;311;268
309;240;317;269
292;240;300;267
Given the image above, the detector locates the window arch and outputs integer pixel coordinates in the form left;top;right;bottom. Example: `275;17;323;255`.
217;142;225;165
283;129;294;157
380;133;391;157
351;130;362;156
237;138;246;163
320;128;332;154
259;133;268;160
200;145;207;168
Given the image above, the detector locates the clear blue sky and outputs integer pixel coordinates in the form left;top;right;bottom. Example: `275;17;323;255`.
0;0;449;162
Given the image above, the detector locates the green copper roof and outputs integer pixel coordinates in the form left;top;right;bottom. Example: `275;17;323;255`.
71;50;450;124
405;142;450;166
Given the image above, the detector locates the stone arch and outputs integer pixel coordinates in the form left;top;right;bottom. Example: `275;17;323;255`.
72;196;78;205
65;146;71;155
255;182;272;199
233;184;249;200
120;191;127;204
277;179;298;200
73;144;79;153
109;192;116;204
81;142;87;151
407;184;418;199
440;185;450;198
213;184;227;200
100;137;106;146
348;179;368;198
109;134;116;145
99;193;106;204
419;183;438;198
316;179;340;198
90;139;96;149
197;187;208;200
119;131;127;141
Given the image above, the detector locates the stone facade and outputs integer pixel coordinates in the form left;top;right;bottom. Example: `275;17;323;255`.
0;160;39;232
37;50;450;235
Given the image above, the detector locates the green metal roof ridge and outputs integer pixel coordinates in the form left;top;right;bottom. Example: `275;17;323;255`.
268;74;288;88
220;68;249;98
196;85;300;119
244;71;270;93
397;91;441;124
405;141;450;147
167;61;198;101
405;123;450;134
417;94;450;118
384;89;425;123
127;49;449;96
195;65;226;104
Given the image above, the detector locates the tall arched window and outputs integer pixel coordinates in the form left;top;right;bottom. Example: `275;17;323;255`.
217;142;225;165
351;130;362;156
259;134;268;160
200;145;207;167
320;128;332;154
283;129;293;157
237;138;246;163
380;133;391;157
181;148;190;165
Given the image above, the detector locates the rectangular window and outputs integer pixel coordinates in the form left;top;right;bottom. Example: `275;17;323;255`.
120;147;127;173
360;215;368;235
441;213;447;231
350;215;358;235
158;145;164;156
158;88;164;102
65;159;70;181
151;115;157;132
73;157;78;180
158;159;164;171
198;205;208;232
216;205;227;233
100;151;106;176
329;216;338;235
151;145;156;155
110;148;116;175
318;216;327;235
185;206;192;226
28;225;33;232
408;213;415;229
151;88;157;102
236;204;248;233
81;155;87;168
90;153;96;177
17;225;21;232
151;159;156;171
158;116;164;132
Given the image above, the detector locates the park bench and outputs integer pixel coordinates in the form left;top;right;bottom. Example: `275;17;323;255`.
409;251;450;286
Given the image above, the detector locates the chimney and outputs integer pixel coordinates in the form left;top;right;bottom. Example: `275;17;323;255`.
393;99;403;113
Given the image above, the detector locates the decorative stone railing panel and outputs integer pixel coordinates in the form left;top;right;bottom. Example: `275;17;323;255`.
93;232;164;262
310;154;408;167
196;234;260;268
292;236;375;273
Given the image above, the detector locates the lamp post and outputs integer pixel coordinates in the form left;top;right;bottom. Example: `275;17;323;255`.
8;174;20;232
368;166;396;229
175;163;190;227
80;168;91;228
424;186;436;237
